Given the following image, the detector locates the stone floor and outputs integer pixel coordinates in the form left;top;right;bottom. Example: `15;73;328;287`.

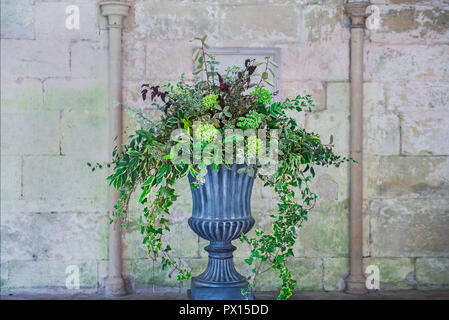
2;290;449;300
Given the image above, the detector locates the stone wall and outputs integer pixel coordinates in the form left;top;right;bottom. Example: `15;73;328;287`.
1;0;110;293
1;0;448;295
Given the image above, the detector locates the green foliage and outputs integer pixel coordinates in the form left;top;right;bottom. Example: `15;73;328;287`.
101;36;351;300
202;94;219;110
252;87;272;105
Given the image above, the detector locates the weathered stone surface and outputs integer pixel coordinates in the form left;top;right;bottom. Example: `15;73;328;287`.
146;41;193;81
35;1;99;41
0;77;43;112
365;44;449;82
0;39;70;78
0;156;22;201
365;156;449;199
369;199;449;257
386;82;449;113
221;5;298;43
282;80;325;111
0;111;60;156
304;4;347;42
60;108;108;158
363;257;415;290
135;2;219;41
416;258;449;288
370;6;449;43
237;257;323;291
123;36;146;81
69;39;108;79
294;200;349;257
323;258;348;291
0;0;35;40
22;156;108;212
326;82;349;112
6;259;98;288
43;78;107;110
365;113;400;155
1;211;108;262
363;82;401;155
281;41;349;81
306;110;349;155
401;111;449;156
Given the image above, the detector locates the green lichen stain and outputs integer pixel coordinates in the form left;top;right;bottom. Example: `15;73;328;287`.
421;9;449;36
383;9;418;33
44;83;107;110
294;199;349;257
1;85;42;111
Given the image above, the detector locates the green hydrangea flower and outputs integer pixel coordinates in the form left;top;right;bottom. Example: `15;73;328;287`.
202;94;219;110
195;123;218;143
247;136;264;157
251;88;272;105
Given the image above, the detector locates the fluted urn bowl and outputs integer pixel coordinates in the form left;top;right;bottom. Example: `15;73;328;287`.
187;164;256;300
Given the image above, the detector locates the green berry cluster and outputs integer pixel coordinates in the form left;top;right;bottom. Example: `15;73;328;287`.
202;94;219;110
247;136;264;157
195;123;218;143
251;88;272;105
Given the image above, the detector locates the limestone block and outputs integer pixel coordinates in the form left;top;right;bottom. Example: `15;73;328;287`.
123;36;146;82
0;212;35;262
134;2;219;41
22;156;109;211
363;257;415;290
303;4;347;42
7;259;98;288
306;110;349;155
386;82;449;113
326;82;349;113
1;211;108;262
363;82;401;155
0;39;70;78
0;156;22;201
281;41;349;82
369;198;449;257
282;80;326;112
416;258;449;288
365;44;449;82
364;156;449;199
237;257;323;291
43;78;107;111
323;258;348;291
146;41;193;81
294;199;349;257
369;6;449;44
0;0;35;40
311;162;350;201
35;1;99;41
0;262;8;291
69;39;108;79
0;111;60;156
221;5;298;43
0;77;43;112
365;113;400;155
401;111;449;156
60;108;108;159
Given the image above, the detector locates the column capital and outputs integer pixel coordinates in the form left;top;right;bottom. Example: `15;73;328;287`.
99;1;130;27
345;2;370;29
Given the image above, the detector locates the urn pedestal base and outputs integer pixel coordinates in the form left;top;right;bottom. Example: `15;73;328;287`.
187;240;254;300
187;164;256;300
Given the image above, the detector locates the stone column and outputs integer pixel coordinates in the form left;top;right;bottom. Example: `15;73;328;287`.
99;0;130;296
344;1;370;294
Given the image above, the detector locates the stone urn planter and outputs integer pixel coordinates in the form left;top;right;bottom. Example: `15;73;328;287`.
187;164;256;300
